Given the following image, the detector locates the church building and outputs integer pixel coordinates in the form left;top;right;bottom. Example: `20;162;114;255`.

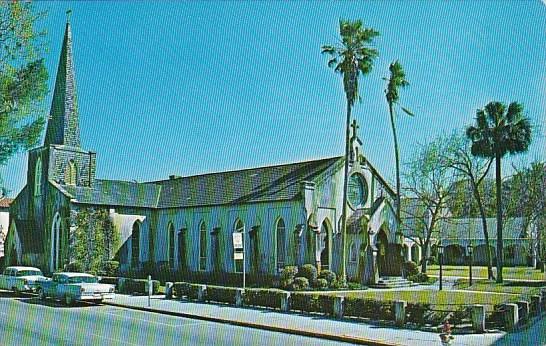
6;19;402;285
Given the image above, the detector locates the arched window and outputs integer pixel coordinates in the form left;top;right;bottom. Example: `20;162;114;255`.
50;212;61;272
178;227;187;269
64;160;77;185
233;219;244;273
34;157;42;196
349;241;357;262
276;218;286;272
199;221;207;271
131;222;140;267
168;222;175;269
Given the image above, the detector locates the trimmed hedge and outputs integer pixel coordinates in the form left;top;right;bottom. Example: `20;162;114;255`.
289;293;336;315
119;278;160;295
344;297;394;320
205;286;239;304
243;289;285;309
173;282;201;300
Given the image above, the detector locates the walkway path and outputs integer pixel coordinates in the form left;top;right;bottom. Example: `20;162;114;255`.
105;294;529;346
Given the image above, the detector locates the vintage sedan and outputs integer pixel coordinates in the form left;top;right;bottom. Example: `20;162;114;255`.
37;272;115;305
0;266;46;294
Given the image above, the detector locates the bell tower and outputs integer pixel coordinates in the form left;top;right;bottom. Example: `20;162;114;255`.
28;12;96;192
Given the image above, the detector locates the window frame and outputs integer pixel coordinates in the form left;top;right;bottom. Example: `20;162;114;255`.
198;221;207;271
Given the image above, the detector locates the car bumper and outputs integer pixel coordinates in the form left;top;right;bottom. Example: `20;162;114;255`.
79;293;115;301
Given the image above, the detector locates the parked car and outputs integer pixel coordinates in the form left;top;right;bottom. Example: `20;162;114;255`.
37;272;115;305
0;266;46;294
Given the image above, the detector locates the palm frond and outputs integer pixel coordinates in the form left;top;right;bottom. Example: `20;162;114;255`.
401;106;414;116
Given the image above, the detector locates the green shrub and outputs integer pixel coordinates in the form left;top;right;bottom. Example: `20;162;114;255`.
243;289;284;309
205;286;239;304
298;264;318;285
408;273;430;283
99;276;118;286
280;266;298;281
120;278;160;295
318;270;336;287
406;302;430;325
403;261;419;276
65;261;84;272
292;277;310;291
102;261;120;277
316;278;328;289
279;266;298;289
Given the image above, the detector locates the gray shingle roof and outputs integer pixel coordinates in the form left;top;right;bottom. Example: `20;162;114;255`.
59;179;161;208
155;157;342;208
439;218;527;240
53;157;343;208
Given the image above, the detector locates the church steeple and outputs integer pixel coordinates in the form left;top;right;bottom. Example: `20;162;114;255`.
44;12;80;148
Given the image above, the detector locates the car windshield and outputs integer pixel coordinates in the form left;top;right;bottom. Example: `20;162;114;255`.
67;276;98;284
17;270;43;277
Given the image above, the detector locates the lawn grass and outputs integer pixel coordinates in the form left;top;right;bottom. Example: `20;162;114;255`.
427;265;546;281
453;279;544;297
326;290;520;311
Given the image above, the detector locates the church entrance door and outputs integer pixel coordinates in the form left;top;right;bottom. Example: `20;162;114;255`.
377;229;389;277
318;220;331;271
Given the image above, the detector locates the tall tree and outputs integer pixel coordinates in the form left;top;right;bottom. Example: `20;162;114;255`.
507;161;546;269
322;19;379;282
0;2;48;189
384;60;413;243
466;102;532;283
403;138;454;273
442;133;495;280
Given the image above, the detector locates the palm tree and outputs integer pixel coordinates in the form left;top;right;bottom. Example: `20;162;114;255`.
322;19;379;283
466;101;532;283
384;61;413;256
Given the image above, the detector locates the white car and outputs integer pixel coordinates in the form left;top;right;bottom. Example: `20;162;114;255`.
0;266;46;294
37;272;115;305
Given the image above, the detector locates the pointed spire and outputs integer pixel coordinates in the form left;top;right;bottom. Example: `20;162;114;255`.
44;13;81;148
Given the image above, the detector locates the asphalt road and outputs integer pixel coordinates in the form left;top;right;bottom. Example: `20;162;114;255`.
0;293;350;346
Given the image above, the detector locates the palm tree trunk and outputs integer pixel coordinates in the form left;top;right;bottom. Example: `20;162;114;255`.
495;153;503;283
340;99;352;284
388;104;401;234
472;183;495;280
388;103;403;275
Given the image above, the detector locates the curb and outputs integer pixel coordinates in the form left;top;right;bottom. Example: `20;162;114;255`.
103;300;400;346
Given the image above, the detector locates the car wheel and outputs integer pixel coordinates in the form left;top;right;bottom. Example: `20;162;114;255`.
64;295;74;306
38;288;46;301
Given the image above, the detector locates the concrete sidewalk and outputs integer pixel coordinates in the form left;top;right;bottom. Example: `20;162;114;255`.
104;294;513;346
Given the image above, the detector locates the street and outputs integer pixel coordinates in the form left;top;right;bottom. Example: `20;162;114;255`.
0;293;350;346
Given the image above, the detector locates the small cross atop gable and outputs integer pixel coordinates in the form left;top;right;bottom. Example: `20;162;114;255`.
350;119;363;163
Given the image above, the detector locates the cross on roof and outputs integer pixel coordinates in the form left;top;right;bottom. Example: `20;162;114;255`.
351;119;359;139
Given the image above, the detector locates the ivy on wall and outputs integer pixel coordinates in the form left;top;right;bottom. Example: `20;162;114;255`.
71;208;120;274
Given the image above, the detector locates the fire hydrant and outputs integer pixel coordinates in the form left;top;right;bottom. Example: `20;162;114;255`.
439;320;455;345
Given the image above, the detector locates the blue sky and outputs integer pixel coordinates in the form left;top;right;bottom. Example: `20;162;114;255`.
2;1;545;197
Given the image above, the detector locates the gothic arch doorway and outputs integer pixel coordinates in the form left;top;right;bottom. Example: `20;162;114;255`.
318;220;331;271
50;213;61;273
376;229;389;277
